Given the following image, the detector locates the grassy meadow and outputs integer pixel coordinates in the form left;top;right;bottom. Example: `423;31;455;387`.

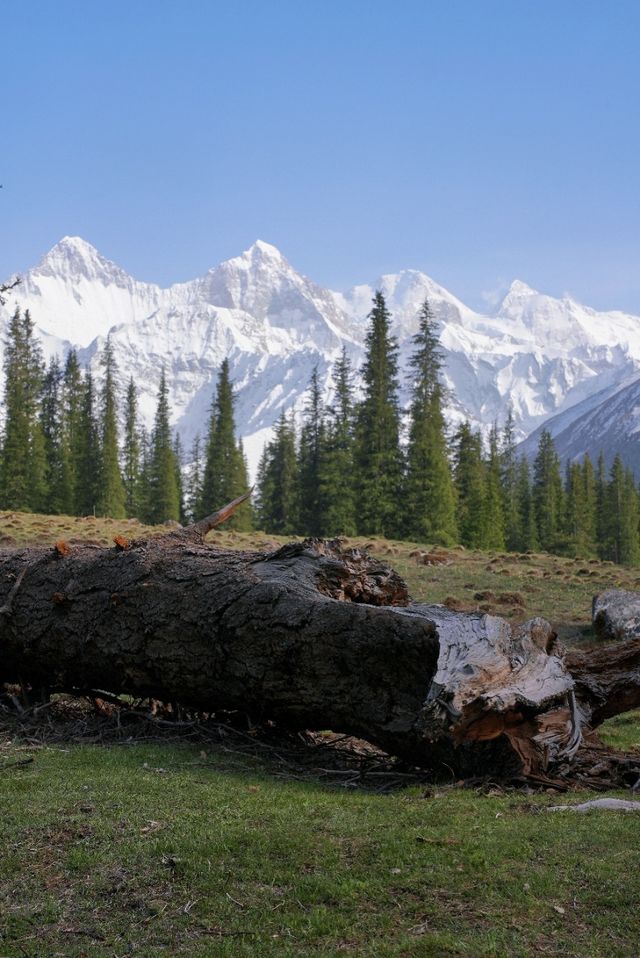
1;510;639;957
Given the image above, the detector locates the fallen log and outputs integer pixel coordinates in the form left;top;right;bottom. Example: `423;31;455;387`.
1;497;639;784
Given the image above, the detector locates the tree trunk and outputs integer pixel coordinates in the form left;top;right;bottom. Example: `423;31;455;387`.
1;498;639;784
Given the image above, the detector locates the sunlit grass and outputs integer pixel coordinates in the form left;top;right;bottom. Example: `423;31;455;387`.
1;742;639;957
2;511;639;956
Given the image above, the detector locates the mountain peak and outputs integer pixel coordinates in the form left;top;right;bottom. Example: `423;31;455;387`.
208;240;291;280
496;279;539;315
506;279;538;298
37;235;124;283
243;239;287;263
44;235;101;262
57;235;99;254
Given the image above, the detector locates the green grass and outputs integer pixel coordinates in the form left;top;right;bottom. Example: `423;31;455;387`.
2;511;640;957
1;742;639;958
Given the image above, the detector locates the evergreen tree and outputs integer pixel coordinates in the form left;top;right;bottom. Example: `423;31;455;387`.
532;430;564;551
96;338;126;518
174;433;186;524
563;456;597;556
298;367;326;536
28;410;48;513
122;378;142;518
564;461;583;554
200;359;251;529
318;348;357;536
60;349;85;514
453;422;486;548
186;433;203;522
404;300;457;544
595;452;608;558
40;357;65;513
483;424;506;549
581;454;598;552
0;308;47;511
354;292;403;537
145;368;180;524
623;467;640;566
501;408;521;550
256;410;298;534
137;426;152;521
515;456;537;551
76;372;100;515
605;456;640;566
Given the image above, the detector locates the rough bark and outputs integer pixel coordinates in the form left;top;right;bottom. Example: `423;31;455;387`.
1;500;639;784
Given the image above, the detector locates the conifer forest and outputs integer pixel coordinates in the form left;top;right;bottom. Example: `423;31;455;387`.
2;295;639;566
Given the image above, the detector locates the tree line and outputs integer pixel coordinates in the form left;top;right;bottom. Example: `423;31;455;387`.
2;298;639;565
0;307;251;528
256;293;640;566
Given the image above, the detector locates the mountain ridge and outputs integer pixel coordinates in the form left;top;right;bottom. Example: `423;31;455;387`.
2;236;639;474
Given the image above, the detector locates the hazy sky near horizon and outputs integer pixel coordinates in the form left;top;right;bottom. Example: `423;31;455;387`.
2;0;640;312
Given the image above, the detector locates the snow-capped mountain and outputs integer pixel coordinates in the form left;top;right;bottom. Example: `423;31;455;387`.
518;373;640;475
2;236;640;474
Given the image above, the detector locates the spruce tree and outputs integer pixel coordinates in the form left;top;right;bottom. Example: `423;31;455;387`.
532;430;564;552
40;357;65;513
354;292;403;537
622;467;640;566
453;422;486;548
605;456;640;566
145;368;180;524
186;433;203;522
137;426;152;522
96;338;126;518
318;348;357;536
501;408;521;550
581;454;598;553
122;378;142;518
76;372;100;516
298;367;326;536
404;300;457;544
563;456;597;556
174;433;186;524
28;409;48;513
200;360;251;529
60;350;85;514
0;308;47;511
515;456;537;551
595;453;608;558
483;424;506;549
564;461;583;555
256;410;298;534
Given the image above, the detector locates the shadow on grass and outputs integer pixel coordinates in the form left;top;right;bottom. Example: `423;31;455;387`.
0;693;445;796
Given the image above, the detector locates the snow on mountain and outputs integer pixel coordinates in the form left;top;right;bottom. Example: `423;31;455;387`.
7;237;164;346
0;238;357;472
338;272;640;441
518;371;640;475
2;236;640;476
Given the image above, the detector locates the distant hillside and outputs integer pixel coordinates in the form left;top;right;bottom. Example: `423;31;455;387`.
518;373;640;474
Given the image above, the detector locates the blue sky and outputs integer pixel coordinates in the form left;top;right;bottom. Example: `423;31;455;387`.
2;1;639;311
